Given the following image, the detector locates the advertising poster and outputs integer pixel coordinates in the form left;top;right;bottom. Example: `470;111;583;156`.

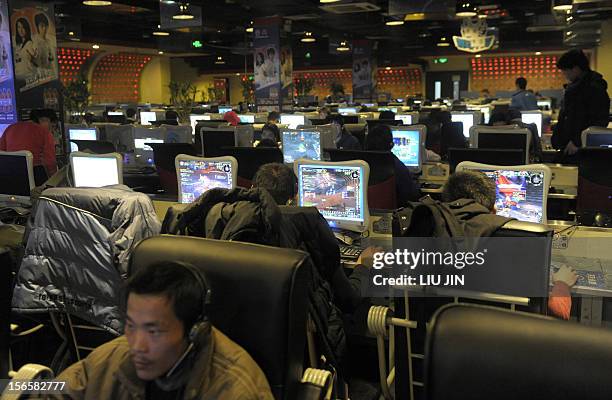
280;45;293;107
352;40;374;101
0;0;17;135
254;17;281;112
10;0;58;93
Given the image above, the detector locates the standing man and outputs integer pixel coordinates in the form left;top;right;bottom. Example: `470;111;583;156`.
510;77;538;111
552;49;610;160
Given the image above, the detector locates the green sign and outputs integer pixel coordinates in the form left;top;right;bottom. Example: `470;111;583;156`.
434;57;448;64
192;40;203;48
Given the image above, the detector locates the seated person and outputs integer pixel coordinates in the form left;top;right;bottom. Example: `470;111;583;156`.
256;138;278;148
266;111;280;126
378;110;396;120
364;125;421;206
126;108;137;124
442;170;577;320
318;106;330;120
260;123;280;143
488;108;542;162
55;260;273;399
328;114;361;150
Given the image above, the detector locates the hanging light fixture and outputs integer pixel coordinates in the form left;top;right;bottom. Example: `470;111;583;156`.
173;2;194;20
437;37;450;47
83;1;112;5
320;0;341;3
215;56;225;65
456;1;477;18
301;32;316;43
553;0;573;11
153;25;170;36
337;40;350;52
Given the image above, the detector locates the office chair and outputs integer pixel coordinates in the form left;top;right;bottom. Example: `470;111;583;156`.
149;143;198;196
129;235;333;400
197;129;235;157
221;146;283;188
424;303;612;400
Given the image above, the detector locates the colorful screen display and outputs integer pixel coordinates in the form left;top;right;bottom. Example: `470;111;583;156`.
391;129;420;167
282;130;321;163
178;159;234;204
482;169;545;223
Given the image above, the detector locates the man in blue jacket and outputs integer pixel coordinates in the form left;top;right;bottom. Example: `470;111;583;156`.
510;77;538;111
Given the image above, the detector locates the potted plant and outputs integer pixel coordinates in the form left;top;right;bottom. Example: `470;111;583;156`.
330;81;345;102
168;81;199;124
240;75;255;104
295;77;314;97
61;75;90;124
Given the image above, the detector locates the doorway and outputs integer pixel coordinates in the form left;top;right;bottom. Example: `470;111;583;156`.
426;71;469;100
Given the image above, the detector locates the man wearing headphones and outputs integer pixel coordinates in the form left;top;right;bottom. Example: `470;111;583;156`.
54;261;273;399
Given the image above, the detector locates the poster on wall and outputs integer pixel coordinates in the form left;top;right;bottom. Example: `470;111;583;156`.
254;17;281;112
0;0;17;135
10;1;58;92
280;45;293;107
352;40;375;101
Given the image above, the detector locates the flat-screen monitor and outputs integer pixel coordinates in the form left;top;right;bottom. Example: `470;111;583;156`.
218;106;233;114
140;111;157;126
577;148;612;215
537;99;552;110
521;111;543;137
280;114;305;130
295;160;370;233
238;114;255;124
68;127;98;152
190;114;211;135
448;148;525;172
581;127;612;148
473;127;531;164
310;124;337;151
281;129;322;163
378;107;398;113
455;161;551;223
0;151;35;203
70;152;123;188
175;155;237;204
390;126;425;169
395;114;413;125
338;107;358;115
451;112;479;138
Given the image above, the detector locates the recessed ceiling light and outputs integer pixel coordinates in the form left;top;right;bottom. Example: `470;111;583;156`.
173;3;194;20
386;20;404;26
456;0;477;18
158;51;164;55
245;27;253;33
301;32;316;42
535;51;542;55
83;1;112;5
553;0;573;11
153;31;170;36
320;0;341;3
475;54;481;58
68;31;75;36
337;41;350;51
215;56;225;65
92;44;100;49
437;37;450;47
385;66;391;70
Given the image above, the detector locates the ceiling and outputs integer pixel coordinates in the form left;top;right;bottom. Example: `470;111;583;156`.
50;0;610;71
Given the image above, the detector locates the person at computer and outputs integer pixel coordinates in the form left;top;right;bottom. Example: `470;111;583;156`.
260;111;281;143
0;109;57;184
328;114;361;150
378;110;395;120
442;170;577;320
126;108;137;124
510;77;538;111
552;49;610;161
318;106;330;120
52;260;274;399
364;125;421;206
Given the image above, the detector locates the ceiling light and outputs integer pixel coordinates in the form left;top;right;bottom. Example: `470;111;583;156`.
456;1;477;18
158;51;164;55
153;30;170;36
385;19;404;26
337;41;350;52
301;32;316;43
68;31;75;36
245;27;253;33
475;54;481;58
320;0;341;3
215;56;225;65
385;66;391;70
83;1;112;5
553;0;573;11
92;44;100;49
173;2;194;20
535;51;542;55
566;31;572;36
478;13;487;19
437;37;450;47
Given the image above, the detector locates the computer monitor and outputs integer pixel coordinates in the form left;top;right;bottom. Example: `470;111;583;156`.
280;114;306;130
451;111;480;138
281;129;322;163
581;127;612;148
70;152;123;188
0;151;35;203
311;124;337;151
390;125;426;169
338;107;358;115
218;106;233;114
576;148;612;217
238;114;255;124
190;114;211;135
537;99;552;110
521;111;543;137
378;107;398;113
107;111;123;116
139;111;157;126
472;126;531;164
295;160;370;233
68;127;98;153
455;161;551;223
395;114;415;125
197;128;236;157
448;148;526;172
175;155;237;204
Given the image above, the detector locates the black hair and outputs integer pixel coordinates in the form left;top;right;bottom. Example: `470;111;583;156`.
378;110;396;120
30;108;57;123
267;47;275;56
442;170;496;211
261;122;280;142
327;113;345;127
557;49;590;71
488;108;509;126
126;108;136;118
365;124;393;151
165;110;179;121
256;138;278;148
34;13;49;31
515;77;527;90
267;111;280;122
253;163;297;205
126;261;206;335
15;18;32;46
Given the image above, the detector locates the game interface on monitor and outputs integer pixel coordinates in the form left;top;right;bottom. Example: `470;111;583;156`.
299;165;364;222
178;159;234;203
482;169;545;223
283;131;321;163
391;129;420;167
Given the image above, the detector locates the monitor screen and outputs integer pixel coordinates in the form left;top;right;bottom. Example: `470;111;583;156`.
586;133;612;148
280;115;305;129
177;158;235;204
395;114;413;125
391;129;420;167
0;152;33;198
71;154;121;188
69;128;97;152
521;112;542;137
297;164;365;223
107;111;123;116
378;107;398;113
477;132;528;163
140;111;157;126
281;130;321;163
134;138;164;151
218;106;233;114
338;107;358;115
238;114;255;123
190;114;211;134
451;113;475;138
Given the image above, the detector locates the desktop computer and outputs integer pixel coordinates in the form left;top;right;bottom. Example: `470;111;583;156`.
0;151;35;204
390;125;426;170
521;111;543;137
451;111;480;138
175;155;237;204
281;129;322;164
581;127;612;148
139;111;157;126
68;127;98;153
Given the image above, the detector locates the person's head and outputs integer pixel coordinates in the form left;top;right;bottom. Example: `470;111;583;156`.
442;170;496;212
327;114;345;135
165;110;179;121
223;110;240;126
489;108;509;126
515;77;527;90
256;138;278;148
253;162;297;205
379;110;396;120
557;49;590;82
267;111;280;124
30;108;57;131
125;261;209;381
256;52;264;66
261;122;280;142
34;13;49;36
480;88;490;98
126;108;137;119
365;124;393;151
16;18;31;44
319;106;330;119
266;47;275;61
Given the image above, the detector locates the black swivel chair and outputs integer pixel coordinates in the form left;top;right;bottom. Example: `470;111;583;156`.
149;143;198;196
129;235;332;400
424;303;612;400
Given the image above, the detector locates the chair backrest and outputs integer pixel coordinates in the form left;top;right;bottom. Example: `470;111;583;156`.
344;124;366;148
440;122;467;159
221;146;284;188
149;143;198;195
425;303;612;400
71;140;116;154
129;235;312;400
197;129;235;157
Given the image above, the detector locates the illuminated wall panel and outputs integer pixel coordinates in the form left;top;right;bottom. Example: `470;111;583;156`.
91;53;152;103
57;47;95;85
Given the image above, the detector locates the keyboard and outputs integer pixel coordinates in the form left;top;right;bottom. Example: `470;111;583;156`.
421;182;442;189
340;245;363;260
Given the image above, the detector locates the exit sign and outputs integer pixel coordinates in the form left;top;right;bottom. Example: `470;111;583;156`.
434;58;448;64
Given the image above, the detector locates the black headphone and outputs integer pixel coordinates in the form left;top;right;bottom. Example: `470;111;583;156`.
176;262;212;343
